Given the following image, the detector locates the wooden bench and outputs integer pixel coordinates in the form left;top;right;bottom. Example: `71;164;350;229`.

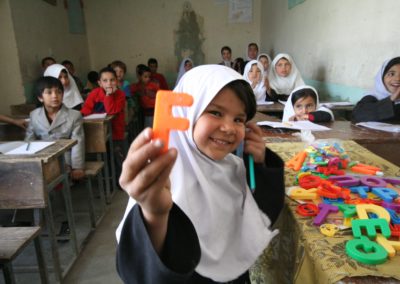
0;160;49;284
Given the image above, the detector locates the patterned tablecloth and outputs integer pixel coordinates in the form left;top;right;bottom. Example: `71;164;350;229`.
250;140;400;284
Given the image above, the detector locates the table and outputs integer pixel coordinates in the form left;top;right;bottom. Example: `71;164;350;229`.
250;141;400;284
83;116;117;202
253;113;400;167
0;139;78;282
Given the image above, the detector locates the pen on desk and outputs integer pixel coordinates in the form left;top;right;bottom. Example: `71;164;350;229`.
249;154;256;192
26;142;30;151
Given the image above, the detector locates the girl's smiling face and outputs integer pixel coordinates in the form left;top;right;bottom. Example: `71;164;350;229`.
383;64;400;95
275;58;292;77
193;87;246;160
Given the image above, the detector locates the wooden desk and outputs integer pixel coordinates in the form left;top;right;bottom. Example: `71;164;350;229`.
253;113;400;167
250;141;400;284
257;102;284;114
0;139;78;282
83;116;117;202
0;122;26;141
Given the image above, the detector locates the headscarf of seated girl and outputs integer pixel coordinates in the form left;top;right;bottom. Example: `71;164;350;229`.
268;53;305;97
283;85;334;122
243;60;267;104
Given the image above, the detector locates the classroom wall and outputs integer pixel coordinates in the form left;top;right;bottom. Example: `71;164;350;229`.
84;0;261;86
8;0;91;103
260;0;400;103
0;0;25;115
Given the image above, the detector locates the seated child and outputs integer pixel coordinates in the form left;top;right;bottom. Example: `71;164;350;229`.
148;58;169;90
116;65;285;283
26;76;85;236
244;42;259;65
352;56;400;123
130;64;159;128
243;60;267;104
81;67;126;179
282;85;334;122
219;46;234;68
83;71;99;98
257;53;272;77
267;53;305;101
62;59;85;94
175;58;193;87
44;63;83;110
110;60;132;98
233;57;245;75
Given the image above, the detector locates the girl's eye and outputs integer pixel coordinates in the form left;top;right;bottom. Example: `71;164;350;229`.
234;118;245;124
208;110;222;117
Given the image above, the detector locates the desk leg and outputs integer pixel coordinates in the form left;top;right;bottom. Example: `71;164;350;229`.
108;133;117;194
99;152;111;204
59;156;79;254
44;200;62;283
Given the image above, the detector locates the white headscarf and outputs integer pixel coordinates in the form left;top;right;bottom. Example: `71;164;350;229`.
243;60;267;104
257;53;272;77
44;64;83;108
175;57;193;87
364;57;400;101
268;53;305;95
282;85;334;122
117;65;277;282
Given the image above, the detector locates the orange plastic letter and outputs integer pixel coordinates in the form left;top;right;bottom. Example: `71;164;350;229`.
153;90;193;153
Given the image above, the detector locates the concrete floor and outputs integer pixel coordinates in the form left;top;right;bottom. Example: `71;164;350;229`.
63;189;127;284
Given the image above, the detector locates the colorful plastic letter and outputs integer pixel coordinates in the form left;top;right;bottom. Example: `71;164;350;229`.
356;204;391;222
371;187;398;203
313;203;338;226
285;151;307;171
290;187;318;200
375;234;400;258
345;236;388;265
349;186;370;199
337;204;357;218
360;176;386;188
329;175;360;187
351;218;391;239
153;91;193;153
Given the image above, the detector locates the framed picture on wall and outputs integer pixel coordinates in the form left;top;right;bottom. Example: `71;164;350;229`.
288;0;305;9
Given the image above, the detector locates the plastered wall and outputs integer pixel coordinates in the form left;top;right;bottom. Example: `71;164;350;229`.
0;0;24;114
9;0;91;103
260;0;400;102
84;0;261;85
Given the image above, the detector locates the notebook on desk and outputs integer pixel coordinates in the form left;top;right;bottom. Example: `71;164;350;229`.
356;121;400;133
257;120;331;131
0;141;55;155
83;113;107;120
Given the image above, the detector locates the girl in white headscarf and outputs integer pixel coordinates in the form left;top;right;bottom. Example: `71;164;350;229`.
282;85;334;122
44;63;83;109
243;60;267;104
257;53;272;78
175;57;194;87
116;65;284;283
267;53;305;101
352;56;400;123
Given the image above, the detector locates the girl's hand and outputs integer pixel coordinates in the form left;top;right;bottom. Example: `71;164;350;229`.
244;122;265;164
295;114;310;121
119;128;177;220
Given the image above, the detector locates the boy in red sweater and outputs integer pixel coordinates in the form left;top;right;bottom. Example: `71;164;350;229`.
130;64;159;129
81;67;126;179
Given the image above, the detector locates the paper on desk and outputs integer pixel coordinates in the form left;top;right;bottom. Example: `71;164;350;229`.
257;101;274;106
356;121;400;133
83;113;107;120
0;141;55;155
257;120;331;131
320;101;353;108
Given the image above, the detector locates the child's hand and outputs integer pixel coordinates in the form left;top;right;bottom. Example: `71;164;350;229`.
105;86;116;95
119;128;178;221
295;114;310;121
71;169;85;180
244;122;265;164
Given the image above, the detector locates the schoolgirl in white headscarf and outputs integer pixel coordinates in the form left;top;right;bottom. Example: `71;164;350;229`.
116;65;284;283
257;53;272;78
282;85;334;122
268;53;305;99
243;60;267;104
352;56;400;123
175;57;193;87
44;63;83;109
